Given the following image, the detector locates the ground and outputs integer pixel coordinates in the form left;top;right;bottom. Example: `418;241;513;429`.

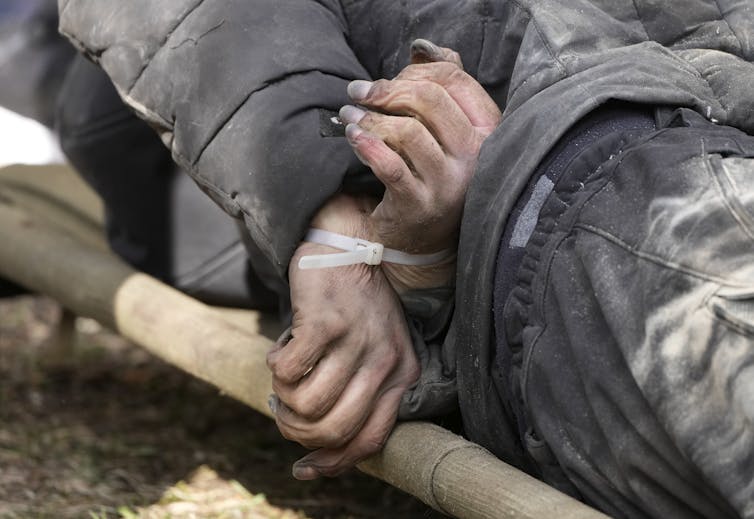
0;296;441;519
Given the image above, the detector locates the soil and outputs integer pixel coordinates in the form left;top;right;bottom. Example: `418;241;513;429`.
0;296;441;519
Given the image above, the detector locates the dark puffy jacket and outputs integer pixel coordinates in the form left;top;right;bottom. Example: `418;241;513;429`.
58;1;754;516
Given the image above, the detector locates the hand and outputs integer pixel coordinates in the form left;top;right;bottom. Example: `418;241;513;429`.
267;194;420;479
341;42;502;257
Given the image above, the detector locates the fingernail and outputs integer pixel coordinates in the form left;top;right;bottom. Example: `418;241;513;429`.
292;462;320;481
411;38;442;59
268;394;279;415
339;105;367;125
347;80;373;101
345;123;364;143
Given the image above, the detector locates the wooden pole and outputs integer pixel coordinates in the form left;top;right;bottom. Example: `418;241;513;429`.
0;167;608;519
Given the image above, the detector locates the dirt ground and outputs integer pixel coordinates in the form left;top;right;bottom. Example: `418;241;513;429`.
0;296;441;519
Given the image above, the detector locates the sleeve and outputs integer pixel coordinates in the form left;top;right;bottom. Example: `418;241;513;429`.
58;0;375;279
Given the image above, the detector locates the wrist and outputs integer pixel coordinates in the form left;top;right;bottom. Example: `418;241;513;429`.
309;193;377;242
381;253;456;294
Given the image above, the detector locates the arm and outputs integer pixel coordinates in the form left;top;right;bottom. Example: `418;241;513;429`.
268;44;502;478
58;0;374;279
267;194;420;478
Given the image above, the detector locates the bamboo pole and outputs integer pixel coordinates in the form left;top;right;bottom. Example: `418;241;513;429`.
0;167;608;519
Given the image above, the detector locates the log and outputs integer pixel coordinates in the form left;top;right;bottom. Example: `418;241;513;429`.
0;166;608;519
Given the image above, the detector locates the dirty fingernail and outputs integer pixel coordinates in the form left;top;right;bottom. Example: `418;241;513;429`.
411;38;440;56
267;394;277;414
347;80;373;101
292;462;320;480
339;105;367;125
411;38;441;59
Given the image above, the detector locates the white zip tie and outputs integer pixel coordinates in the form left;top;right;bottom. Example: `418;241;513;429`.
298;229;454;270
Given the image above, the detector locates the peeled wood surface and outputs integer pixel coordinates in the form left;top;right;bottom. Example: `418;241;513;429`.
0;166;609;519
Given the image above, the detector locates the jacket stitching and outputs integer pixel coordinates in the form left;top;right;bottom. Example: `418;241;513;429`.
573;223;751;287
127;0;205;96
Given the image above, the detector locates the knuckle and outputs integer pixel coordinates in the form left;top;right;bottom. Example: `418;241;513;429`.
415;80;445;104
392;117;424;149
321;310;349;340
271;358;303;385
447;66;469;86
379;157;407;184
367;78;392;102
327;425;352;447
449;50;463;66
434;60;460;76
277;417;320;449
265;351;278;371
376;346;400;373
276;421;299;443
401;116;424;135
292;393;328;420
396;63;423;79
358;111;380;130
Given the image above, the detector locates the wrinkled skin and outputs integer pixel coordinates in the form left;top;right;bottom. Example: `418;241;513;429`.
342;46;501;293
267;195;420;479
267;42;501;479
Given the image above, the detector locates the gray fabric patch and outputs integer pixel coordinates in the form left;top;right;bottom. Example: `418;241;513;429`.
510;176;555;248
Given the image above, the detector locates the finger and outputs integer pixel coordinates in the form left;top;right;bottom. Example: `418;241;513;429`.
291;386;404;480
272;339;363;421
348;78;474;157
275;358;396;448
409;38;464;69
341;105;445;179
267;328;333;386
266;326;292;357
396;62;501;130
344;123;424;201
275;374;375;449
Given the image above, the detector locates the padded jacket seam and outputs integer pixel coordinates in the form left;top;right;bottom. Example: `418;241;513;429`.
126;0;205;96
